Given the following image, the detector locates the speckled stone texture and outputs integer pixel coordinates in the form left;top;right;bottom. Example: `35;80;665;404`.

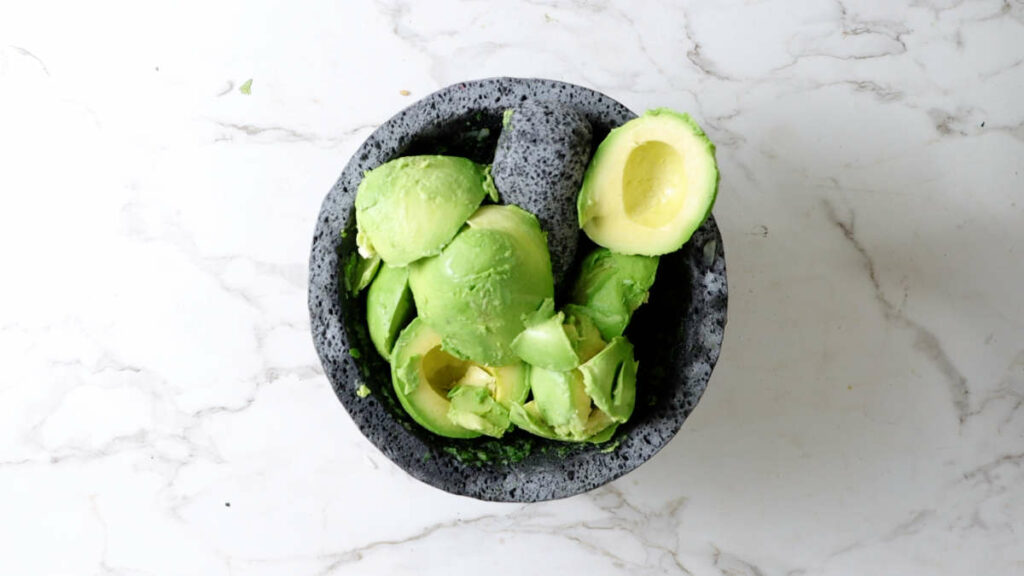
492;100;592;287
309;77;727;502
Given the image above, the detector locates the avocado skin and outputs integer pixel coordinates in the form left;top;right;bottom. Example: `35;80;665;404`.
492;100;592;288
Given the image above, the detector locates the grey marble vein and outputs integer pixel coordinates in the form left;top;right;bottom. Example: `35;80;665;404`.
823;199;971;424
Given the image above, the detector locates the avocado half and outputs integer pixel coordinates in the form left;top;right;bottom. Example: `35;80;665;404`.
390;318;529;439
577;109;718;256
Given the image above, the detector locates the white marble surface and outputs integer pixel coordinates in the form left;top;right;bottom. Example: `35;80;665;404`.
2;0;1022;574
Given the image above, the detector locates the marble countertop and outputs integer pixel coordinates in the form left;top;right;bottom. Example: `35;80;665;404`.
2;1;1022;574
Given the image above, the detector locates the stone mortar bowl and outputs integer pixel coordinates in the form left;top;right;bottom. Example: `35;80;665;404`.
309;77;727;502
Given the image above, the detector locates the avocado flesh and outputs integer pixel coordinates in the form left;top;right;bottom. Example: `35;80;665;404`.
391;319;479;438
579;337;638;423
513;333;631;441
447;378;510;438
366;264;414;359
511;299;579;371
512;298;608;371
508;402;561;440
489;363;530;408
509;395;618;443
529;367;591;437
568;248;659;340
344;251;381;296
356;155;496;266
409;205;554;366
577;108;718;256
391;319;528;438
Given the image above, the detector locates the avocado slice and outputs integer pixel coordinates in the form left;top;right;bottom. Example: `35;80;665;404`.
513;336;626;443
355;156;496;266
447;379;510;438
511;299;578;371
509;387;618;443
529;367;591;437
568;248;659;340
409;205;554;366
489;362;530;408
391;319;527;438
343;251;381;296
512;299;608;371
577;109;718;256
508;401;561;440
366;264;414;359
578;336;638;423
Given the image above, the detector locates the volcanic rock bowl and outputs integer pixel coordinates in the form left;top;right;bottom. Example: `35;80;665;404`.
309;77;727;502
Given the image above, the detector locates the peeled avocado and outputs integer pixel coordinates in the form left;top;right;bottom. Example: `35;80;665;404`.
355;156;496;266
390;318;527;438
366;264;414;359
577;109;718;255
568;248;659;340
409;205;554;366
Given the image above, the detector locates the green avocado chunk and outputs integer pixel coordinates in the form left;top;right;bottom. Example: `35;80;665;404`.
577;108;719;256
343;251;381;296
511;299;578;371
510;335;632;442
355;155;496;266
568;248;658;340
366;264;415;359
512;299;607;371
509;401;561;440
409;205;554;366
578;337;638;423
447;376;511;439
529;366;591;438
509;397;618;443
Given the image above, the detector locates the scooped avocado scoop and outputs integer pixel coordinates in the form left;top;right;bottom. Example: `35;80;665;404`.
355;155;497;266
577;109;718;256
409;204;554;366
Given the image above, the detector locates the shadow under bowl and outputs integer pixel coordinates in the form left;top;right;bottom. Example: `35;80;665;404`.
308;77;727;502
